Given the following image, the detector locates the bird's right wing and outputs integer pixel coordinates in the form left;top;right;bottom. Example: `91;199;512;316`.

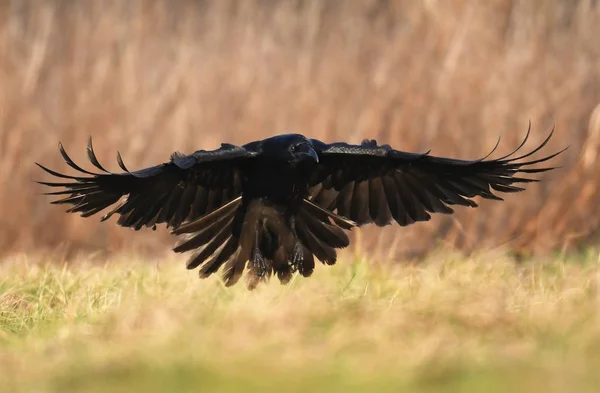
37;139;261;231
308;127;566;227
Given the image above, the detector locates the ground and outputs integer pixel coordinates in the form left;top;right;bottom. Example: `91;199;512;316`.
1;249;600;393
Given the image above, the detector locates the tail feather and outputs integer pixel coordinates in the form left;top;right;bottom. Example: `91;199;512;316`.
272;242;295;284
221;248;247;286
221;202;262;286
272;245;293;284
261;211;296;282
297;245;315;278
236;202;289;286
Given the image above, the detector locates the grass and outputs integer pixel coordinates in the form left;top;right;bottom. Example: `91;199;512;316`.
2;250;600;392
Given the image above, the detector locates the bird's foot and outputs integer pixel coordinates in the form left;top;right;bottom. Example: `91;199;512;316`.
253;248;268;278
290;242;303;273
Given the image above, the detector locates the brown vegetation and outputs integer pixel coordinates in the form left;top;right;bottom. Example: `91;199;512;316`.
0;0;599;259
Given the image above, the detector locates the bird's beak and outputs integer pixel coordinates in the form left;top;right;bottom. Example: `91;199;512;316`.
299;147;319;163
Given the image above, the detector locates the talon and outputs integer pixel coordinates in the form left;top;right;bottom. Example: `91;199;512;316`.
253;248;267;277
291;242;303;272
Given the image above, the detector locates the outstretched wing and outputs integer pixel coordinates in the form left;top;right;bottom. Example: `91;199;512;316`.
308;126;566;227
37;139;260;230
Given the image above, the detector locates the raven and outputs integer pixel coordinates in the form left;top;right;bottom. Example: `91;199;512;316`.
37;127;564;288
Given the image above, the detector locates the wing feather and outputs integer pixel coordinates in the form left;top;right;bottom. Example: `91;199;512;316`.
37;140;260;230
309;127;565;227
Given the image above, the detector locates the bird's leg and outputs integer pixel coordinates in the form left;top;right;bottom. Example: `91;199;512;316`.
253;247;267;278
288;216;304;273
252;221;268;278
291;242;303;273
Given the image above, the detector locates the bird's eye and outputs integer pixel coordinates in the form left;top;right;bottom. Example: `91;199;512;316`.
290;145;297;152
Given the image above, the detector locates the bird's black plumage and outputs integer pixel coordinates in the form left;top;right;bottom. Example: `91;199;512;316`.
37;127;565;288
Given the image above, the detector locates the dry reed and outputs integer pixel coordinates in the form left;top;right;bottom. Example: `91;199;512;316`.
0;0;598;259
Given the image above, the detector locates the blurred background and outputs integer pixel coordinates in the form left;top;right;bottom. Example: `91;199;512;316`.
1;0;598;261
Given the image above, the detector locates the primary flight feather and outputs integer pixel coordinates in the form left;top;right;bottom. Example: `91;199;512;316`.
37;126;565;289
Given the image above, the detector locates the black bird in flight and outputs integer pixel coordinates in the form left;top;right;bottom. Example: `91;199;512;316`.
37;127;564;288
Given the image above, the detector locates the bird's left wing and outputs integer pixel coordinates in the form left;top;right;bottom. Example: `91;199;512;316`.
37;139;261;230
308;128;565;227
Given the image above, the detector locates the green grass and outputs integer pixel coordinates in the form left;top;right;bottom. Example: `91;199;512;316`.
2;250;600;392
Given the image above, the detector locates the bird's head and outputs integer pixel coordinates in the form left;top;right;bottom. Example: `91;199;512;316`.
261;134;319;165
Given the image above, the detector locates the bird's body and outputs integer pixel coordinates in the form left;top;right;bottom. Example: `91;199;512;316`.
243;135;315;203
37;128;565;289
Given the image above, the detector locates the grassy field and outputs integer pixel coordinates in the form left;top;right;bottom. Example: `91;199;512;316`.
1;250;600;392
